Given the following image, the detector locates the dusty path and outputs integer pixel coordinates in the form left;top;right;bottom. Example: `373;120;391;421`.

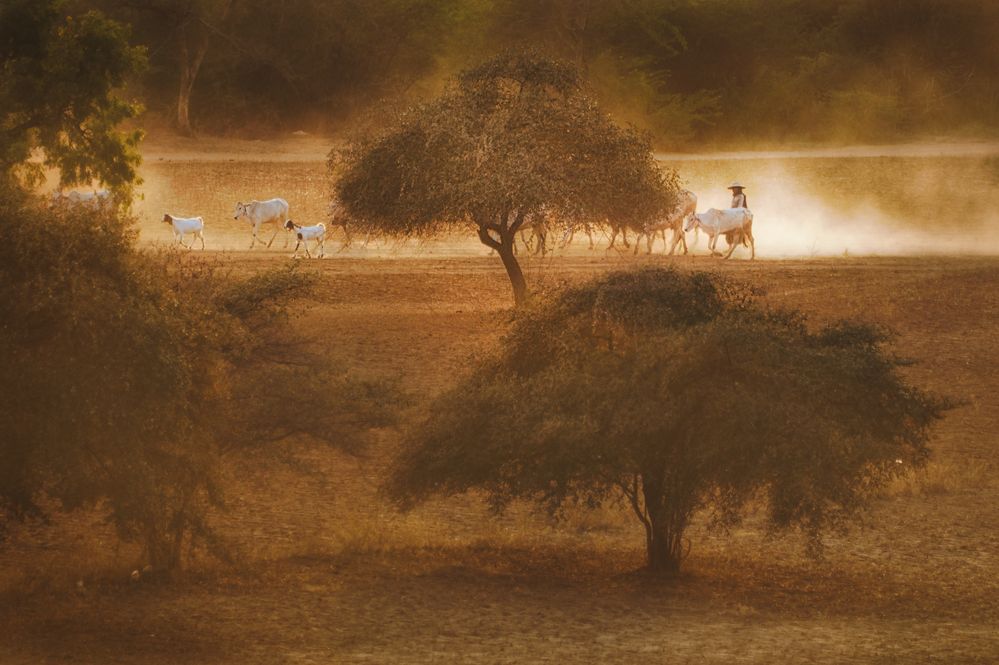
2;255;998;664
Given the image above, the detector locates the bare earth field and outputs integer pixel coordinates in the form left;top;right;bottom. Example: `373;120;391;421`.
2;251;998;664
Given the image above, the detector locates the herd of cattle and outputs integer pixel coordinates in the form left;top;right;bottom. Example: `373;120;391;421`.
506;189;754;260
50;187;755;260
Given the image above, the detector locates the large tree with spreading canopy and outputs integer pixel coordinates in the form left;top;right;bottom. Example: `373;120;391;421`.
387;268;949;574
0;0;144;202
333;52;678;305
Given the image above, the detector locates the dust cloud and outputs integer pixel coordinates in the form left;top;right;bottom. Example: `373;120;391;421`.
671;144;999;257
92;141;999;258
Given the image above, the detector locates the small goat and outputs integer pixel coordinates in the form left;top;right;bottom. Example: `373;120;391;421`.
162;213;205;249
285;220;326;258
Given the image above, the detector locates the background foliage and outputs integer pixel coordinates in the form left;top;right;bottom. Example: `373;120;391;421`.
1;0;144;199
79;0;999;146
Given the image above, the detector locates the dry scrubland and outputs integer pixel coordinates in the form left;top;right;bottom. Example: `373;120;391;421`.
1;249;998;663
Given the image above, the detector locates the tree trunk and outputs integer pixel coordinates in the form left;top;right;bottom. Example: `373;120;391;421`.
645;513;685;575
476;223;529;306
177;66;195;136
175;0;233;136
497;237;528;306
641;475;688;575
177;33;208;137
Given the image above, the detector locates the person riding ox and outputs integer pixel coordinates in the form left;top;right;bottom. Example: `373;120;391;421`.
728;181;748;209
724;181;750;250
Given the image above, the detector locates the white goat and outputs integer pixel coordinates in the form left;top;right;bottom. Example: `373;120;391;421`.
162;213;205;249
234;198;291;249
285;220;326;258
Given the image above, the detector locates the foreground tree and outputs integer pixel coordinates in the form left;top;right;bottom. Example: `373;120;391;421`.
0;0;144;201
0;192;400;571
388;268;949;574
333;52;678;305
0;3;401;572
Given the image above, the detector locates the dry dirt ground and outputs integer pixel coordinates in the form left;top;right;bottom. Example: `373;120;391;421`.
2;253;998;664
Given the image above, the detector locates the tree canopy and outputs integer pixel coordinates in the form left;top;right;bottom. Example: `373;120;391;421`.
334;52;678;305
0;0;145;200
387;268;949;574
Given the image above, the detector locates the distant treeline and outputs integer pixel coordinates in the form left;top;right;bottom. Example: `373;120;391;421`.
86;0;999;147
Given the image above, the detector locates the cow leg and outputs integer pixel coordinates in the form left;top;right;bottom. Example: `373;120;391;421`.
560;228;573;249
667;229;680;256
198;231;205;250
607;227;618;250
621;228;630;248
586;228;594;250
710;234;722;256
723;231;740;259
266;224;280;248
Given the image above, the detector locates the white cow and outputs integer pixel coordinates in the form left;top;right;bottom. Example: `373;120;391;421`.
559;221;596;250
606;221;632;251
162;214;205;249
685;207;755;259
518;211;550;256
234;198;291;249
285;220;326;258
635;189;698;256
51;189;111;208
328;199;372;249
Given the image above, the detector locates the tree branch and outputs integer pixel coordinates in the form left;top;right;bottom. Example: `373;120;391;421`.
509;209;528;235
477;225;502;251
619;474;651;532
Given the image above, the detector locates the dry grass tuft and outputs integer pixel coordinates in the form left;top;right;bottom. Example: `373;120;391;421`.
881;459;991;498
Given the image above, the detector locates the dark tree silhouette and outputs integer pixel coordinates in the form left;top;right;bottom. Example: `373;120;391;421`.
387;268;949;574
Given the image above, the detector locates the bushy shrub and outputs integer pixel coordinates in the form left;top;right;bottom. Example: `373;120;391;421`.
388;268;949;574
0;191;400;571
